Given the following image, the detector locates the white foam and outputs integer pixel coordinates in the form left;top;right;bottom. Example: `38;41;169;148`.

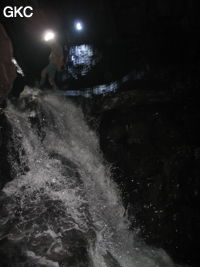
4;88;177;267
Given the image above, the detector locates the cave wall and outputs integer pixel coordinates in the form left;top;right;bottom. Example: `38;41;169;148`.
96;96;200;266
111;0;200;66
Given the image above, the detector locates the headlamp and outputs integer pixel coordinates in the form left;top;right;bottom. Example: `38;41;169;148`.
75;22;83;31
43;30;55;42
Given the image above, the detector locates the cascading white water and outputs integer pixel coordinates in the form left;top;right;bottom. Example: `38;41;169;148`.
0;87;178;267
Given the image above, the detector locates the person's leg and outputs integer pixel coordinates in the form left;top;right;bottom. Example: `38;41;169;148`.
40;67;47;87
49;76;58;90
48;64;58;90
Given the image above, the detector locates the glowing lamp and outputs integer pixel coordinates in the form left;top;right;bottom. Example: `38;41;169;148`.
43;30;55;42
75;22;83;31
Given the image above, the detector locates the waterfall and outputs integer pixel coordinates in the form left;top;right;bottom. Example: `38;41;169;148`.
0;87;178;267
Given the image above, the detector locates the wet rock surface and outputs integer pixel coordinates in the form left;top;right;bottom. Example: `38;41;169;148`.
75;64;200;266
99;102;200;266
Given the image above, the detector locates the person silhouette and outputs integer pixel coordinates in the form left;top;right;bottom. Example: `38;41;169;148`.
40;37;64;91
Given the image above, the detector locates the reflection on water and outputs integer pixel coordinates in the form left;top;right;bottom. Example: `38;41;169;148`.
63;81;119;98
63;68;147;98
68;45;100;78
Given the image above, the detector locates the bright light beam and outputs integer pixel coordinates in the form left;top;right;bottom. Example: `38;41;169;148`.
75;22;83;31
43;30;55;42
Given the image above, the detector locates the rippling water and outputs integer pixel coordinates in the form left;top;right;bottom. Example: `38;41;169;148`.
0;87;178;266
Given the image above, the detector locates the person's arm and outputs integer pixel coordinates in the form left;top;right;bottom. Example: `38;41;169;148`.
0;24;16;97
